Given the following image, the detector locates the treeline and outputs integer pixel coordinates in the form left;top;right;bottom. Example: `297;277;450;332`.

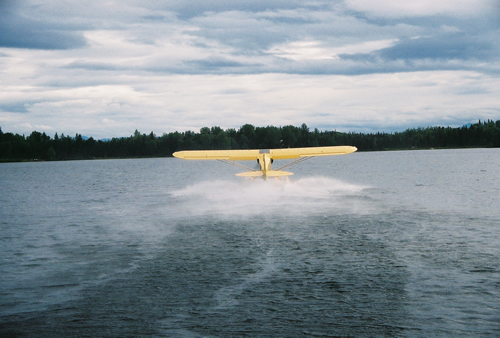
1;120;499;162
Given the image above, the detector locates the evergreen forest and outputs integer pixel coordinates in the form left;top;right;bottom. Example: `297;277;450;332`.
1;120;499;162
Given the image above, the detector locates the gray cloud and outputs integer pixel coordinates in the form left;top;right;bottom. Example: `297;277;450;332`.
3;1;498;71
378;33;496;61
157;0;310;19
0;102;30;113
0;11;86;50
184;57;256;71
171;3;497;75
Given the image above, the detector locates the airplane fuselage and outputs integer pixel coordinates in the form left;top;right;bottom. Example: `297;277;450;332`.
257;152;273;174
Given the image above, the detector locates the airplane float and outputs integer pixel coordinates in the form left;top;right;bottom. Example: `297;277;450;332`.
173;146;357;180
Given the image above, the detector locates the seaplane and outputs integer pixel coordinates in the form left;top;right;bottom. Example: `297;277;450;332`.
173;146;357;180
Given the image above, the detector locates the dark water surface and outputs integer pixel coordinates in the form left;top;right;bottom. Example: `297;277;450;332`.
1;149;499;336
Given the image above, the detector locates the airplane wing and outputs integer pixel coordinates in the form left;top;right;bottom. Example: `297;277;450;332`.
173;146;357;161
270;146;357;159
173;149;260;160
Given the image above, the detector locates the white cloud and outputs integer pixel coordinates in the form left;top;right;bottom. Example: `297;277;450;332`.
268;41;337;61
267;39;397;61
344;0;494;18
440;25;461;33
2;71;499;138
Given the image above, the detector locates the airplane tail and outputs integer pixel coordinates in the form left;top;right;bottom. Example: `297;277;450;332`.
236;171;263;177
235;170;293;177
264;170;293;177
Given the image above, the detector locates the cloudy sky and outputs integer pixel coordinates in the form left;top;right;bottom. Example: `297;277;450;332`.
1;0;499;138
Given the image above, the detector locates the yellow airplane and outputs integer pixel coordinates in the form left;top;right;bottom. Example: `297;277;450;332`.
173;146;357;180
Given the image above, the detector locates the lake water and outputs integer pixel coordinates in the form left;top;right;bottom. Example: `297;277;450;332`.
1;149;499;336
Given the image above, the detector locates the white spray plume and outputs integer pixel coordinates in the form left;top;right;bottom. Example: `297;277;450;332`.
171;177;370;218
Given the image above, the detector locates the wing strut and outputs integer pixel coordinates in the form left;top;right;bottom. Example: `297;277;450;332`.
217;159;257;172
273;156;313;171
